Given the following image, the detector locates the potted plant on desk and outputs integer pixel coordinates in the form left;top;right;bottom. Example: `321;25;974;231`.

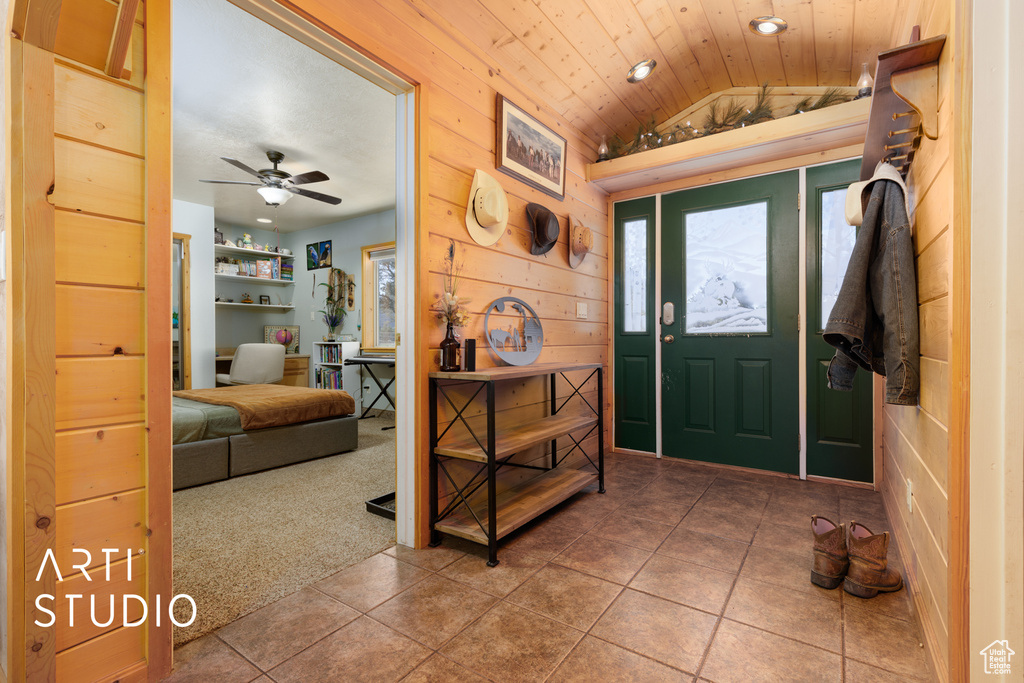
318;267;347;341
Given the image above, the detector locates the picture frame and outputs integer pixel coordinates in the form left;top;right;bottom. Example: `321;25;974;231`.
264;325;300;354
258;294;271;305
306;243;320;270
317;240;332;268
495;94;567;200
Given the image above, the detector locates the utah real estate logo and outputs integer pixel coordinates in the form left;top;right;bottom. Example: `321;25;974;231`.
980;640;1015;675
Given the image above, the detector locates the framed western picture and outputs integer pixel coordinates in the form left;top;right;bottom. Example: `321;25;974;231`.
496;94;567;200
264;325;299;354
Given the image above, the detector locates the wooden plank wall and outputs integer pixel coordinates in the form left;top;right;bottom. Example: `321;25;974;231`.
282;0;611;519
32;0;154;678
880;0;952;679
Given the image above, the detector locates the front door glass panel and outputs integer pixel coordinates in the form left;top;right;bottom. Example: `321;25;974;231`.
819;188;856;327
684;201;769;334
623;218;649;333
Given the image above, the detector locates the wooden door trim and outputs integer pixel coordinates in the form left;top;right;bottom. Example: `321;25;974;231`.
949;0;971;678
146;0;174;678
173;233;192;390
6;37;59;682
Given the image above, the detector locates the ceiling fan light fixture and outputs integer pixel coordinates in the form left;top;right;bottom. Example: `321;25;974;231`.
257;186;292;206
627;59;656;83
749;16;787;36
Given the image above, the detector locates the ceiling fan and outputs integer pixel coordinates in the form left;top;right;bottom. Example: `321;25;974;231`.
199;150;342;206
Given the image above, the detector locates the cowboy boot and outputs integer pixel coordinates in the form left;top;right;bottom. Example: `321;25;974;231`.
844;521;904;598
810;515;848;589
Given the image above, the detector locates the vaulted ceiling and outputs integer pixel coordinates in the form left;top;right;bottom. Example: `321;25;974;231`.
425;0;919;143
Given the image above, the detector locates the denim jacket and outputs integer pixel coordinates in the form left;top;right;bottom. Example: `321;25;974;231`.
823;166;920;405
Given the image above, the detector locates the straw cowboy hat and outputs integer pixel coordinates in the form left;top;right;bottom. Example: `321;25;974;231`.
568;215;593;269
526;203;559;255
465;170;509;246
844;161;912;227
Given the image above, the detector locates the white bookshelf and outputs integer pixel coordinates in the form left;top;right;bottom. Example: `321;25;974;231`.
312;341;360;410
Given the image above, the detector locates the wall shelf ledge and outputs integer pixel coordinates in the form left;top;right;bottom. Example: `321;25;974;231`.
586;98;870;195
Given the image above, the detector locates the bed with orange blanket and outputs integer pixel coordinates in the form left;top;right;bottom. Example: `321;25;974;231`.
172;384;358;490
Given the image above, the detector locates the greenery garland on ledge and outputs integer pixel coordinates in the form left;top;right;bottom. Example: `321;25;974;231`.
608;84;852;160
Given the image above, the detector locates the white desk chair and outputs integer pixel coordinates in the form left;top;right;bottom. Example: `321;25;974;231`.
215;343;286;386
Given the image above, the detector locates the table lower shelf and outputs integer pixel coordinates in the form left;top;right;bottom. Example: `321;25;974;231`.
434;412;597;463
434;468;596;545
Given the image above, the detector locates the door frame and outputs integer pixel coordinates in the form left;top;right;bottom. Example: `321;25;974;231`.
3;0;427;678
172;233;192;390
611;155;875;483
220;0;423;546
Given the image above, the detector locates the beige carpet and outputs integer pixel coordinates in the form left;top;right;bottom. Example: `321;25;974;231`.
171;415;396;646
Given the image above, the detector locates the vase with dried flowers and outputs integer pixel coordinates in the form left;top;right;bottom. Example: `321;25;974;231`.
318;267;347;341
432;241;471;371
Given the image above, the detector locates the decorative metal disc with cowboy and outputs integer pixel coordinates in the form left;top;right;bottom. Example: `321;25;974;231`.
484;296;544;366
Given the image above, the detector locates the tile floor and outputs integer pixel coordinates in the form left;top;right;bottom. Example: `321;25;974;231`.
164;454;934;682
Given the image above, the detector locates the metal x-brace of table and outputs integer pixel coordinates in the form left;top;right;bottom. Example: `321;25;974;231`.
344;356;396;430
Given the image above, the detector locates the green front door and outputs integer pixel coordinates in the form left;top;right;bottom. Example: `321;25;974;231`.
660;172;799;473
806;160;873;481
613;197;657;452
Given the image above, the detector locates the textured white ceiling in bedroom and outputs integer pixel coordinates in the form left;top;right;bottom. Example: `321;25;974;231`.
171;0;397;233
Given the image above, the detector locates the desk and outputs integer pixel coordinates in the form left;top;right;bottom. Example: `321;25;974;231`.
214;354;310;387
344;356;396;425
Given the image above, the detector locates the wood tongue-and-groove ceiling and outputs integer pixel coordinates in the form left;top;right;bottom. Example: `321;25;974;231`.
424;0;914;145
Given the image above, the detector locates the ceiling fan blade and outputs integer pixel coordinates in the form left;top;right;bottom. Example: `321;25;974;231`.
287;170;330;186
199;179;263;185
220;157;264;178
289;186;342;205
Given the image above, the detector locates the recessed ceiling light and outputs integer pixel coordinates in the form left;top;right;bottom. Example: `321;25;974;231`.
749;16;787;36
627;59;657;83
257;218;273;224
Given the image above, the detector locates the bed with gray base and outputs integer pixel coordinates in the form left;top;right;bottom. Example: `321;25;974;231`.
172;387;358;490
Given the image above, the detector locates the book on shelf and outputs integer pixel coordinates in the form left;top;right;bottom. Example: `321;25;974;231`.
256;260;273;279
315;367;343;389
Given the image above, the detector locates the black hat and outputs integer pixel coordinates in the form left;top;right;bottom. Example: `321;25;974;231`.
526;203;559;255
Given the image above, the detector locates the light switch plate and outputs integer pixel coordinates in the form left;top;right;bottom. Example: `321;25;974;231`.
576;302;588;320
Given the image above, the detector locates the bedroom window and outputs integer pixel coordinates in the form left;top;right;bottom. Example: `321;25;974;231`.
361;242;397;351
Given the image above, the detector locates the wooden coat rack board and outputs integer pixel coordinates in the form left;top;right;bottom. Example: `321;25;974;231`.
860;30;947;181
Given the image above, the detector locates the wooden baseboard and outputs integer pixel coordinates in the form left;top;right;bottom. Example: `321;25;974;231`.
805;474;874;490
881;485;948;683
609;447;657;458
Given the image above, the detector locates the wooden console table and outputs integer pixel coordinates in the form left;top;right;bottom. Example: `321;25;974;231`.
428;362;604;566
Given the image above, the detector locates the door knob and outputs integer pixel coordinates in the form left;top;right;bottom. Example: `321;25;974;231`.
663;335;675;344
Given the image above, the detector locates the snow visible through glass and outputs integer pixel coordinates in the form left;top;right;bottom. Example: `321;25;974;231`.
820;188;856;327
685;202;769;334
623;218;648;332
